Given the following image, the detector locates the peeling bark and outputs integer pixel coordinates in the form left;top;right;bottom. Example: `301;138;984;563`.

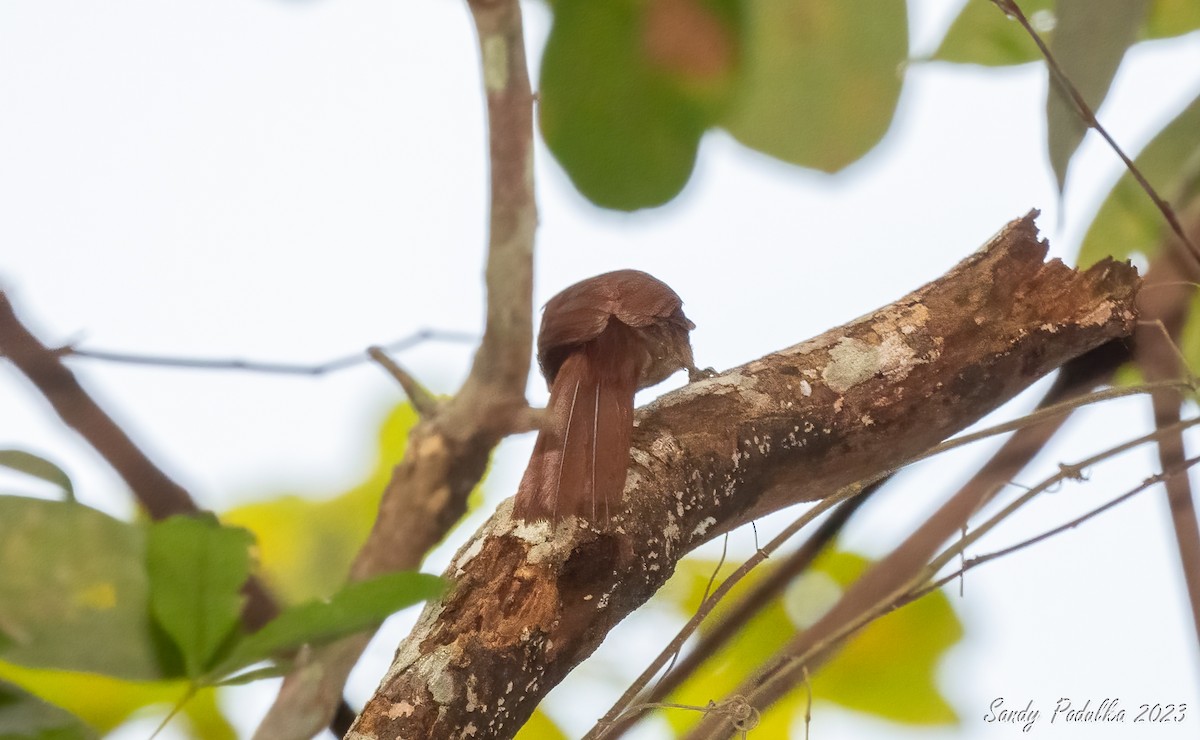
347;212;1140;739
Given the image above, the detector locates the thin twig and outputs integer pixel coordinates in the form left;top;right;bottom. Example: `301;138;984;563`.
587;489;859;740
59;328;476;375
703;415;1200;738
910;454;1200;603
594;487;875;740
367;346;440;418
989;0;1200;266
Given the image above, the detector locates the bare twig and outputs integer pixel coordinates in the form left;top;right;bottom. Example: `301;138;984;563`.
367;346;440;418
911;453;1200;603
687;414;1200;738
591;487;874;740
588;489;859;739
59;328;475;375
989;0;1200;265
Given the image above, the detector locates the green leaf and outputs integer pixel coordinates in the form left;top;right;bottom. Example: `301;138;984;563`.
0;662;216;737
145;515;255;677
1077;91;1200;267
0;680;96;740
1046;0;1149;192
514;709;568;740
932;0;1053;66
0;451;74;501
540;0;732;209
0;497;164;680
1146;0;1200;39
213;571;445;678
659;548;961;733
222;403;420;605
721;0;907;172
800;552;961;723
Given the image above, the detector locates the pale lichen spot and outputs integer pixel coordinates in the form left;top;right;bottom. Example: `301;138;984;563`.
799;379;812;397
861;414;874;426
386;702;415;719
482;36;508;92
454;536;485;575
833;397;844;413
692;516;717;537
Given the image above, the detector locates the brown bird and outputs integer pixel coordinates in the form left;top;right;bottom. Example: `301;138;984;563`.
513;269;696;524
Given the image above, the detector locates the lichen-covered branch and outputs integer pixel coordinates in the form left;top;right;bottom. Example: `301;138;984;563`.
253;0;537;736
347;212;1141;739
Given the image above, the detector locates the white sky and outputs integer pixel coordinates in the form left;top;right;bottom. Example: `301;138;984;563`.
2;1;1200;738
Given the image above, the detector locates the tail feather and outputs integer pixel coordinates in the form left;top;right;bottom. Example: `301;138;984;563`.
514;323;639;523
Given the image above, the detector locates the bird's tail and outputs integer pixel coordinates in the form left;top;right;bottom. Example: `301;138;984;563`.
513;323;639;523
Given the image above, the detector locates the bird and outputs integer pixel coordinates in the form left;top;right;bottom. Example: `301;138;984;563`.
513;269;696;524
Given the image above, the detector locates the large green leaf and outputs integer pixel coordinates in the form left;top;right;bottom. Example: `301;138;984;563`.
540;0;738;210
213;571;445;678
0;450;74;501
145;516;255;677
0;498;163;680
1046;0;1149;192
721;0;907;172
0;680;95;740
659;548;961;733
1077;91;1200;267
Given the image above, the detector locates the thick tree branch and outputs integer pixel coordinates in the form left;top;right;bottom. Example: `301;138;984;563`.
346;212;1140;739
254;0;537;736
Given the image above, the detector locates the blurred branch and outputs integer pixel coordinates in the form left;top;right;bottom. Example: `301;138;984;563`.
990;0;1200;265
255;0;538;737
1133;209;1200;657
59;328;475;375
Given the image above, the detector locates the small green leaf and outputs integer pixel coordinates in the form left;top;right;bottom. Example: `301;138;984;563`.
932;0;1053;66
1077;91;1200;267
0;498;163;680
1046;0;1149;192
0;680;96;740
721;0;906;172
214;571;445;677
0;451;74;501
540;0;722;209
145;516;255;677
